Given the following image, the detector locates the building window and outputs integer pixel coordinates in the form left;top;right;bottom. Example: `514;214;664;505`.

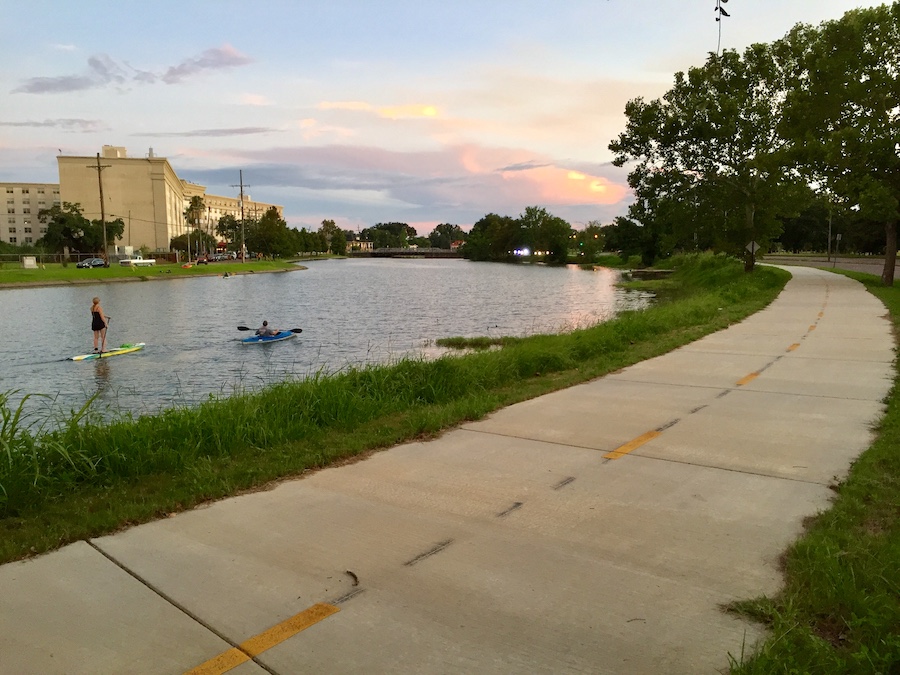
9;237;16;243
7;218;14;224
38;201;45;206
7;208;14;214
7;227;15;233
24;227;32;233
6;199;12;205
21;188;29;194
24;237;32;243
37;189;45;194
40;227;47;233
53;190;59;195
22;208;30;214
5;189;11;194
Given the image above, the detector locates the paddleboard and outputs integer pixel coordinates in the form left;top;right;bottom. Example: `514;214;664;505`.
70;343;146;361
241;331;296;344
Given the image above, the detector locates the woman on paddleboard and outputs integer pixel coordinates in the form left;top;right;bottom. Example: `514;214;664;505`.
91;296;108;353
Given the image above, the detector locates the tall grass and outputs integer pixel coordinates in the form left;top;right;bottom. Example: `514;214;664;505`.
0;253;789;561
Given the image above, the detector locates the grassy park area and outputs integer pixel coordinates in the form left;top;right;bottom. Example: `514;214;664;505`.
0;258;304;286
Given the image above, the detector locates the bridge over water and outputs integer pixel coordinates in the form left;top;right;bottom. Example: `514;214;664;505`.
349;248;462;259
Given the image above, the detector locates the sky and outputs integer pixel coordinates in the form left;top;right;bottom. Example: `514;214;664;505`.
0;0;888;236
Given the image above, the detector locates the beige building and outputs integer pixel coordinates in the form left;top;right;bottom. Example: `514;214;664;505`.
55;146;282;254
2;182;59;245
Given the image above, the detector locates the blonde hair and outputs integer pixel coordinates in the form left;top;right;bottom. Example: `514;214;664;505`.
92;297;100;305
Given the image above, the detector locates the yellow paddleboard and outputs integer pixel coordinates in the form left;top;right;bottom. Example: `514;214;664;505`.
70;343;146;361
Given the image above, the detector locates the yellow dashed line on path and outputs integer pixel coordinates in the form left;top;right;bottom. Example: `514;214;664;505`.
736;372;759;386
603;430;661;460
184;603;340;675
788;343;800;351
809;325;816;331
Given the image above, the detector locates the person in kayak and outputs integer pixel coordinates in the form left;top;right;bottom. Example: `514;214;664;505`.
255;320;279;337
91;296;108;353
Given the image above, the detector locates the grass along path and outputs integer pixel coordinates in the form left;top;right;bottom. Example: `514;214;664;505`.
728;268;900;674
0;254;788;570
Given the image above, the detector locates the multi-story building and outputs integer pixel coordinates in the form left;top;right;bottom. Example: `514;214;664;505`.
2;146;283;253
1;183;60;246
56;146;282;254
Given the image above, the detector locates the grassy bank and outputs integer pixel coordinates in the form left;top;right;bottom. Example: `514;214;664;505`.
0;259;302;285
728;269;900;674
0;254;788;563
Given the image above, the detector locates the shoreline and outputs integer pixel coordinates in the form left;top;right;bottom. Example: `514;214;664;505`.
0;262;308;291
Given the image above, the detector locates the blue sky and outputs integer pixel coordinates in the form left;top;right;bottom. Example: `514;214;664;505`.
0;1;886;235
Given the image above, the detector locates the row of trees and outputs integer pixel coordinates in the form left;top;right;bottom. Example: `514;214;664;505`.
608;3;899;283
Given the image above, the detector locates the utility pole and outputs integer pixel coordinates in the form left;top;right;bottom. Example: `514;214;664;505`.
231;171;248;262
87;153;111;259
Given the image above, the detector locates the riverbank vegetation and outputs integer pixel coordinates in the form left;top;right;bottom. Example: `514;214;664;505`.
0;254;786;563
728;268;900;674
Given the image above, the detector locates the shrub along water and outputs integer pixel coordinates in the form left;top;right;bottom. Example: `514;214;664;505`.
0;253;788;563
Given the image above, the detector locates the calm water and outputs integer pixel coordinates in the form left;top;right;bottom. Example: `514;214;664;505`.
0;259;651;426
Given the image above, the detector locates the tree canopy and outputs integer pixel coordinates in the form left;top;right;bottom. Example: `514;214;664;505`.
37;202;124;255
609;43;806;270
777;3;900;284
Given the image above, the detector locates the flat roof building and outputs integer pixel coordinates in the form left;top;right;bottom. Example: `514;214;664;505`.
53;146;282;254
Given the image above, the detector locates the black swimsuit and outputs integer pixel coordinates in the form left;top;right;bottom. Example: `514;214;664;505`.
91;310;105;331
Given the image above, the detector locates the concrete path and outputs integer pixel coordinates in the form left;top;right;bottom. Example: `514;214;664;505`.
0;266;894;674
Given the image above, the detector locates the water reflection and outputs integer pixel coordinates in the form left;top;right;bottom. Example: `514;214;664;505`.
93;359;111;392
0;260;651;425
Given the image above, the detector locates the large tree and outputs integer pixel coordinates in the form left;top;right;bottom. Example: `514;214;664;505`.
610;43;805;270
461;213;520;261
428;223;466;249
519;206;572;264
359;222;415;249
246;207;294;257
778;3;900;284
37;202;124;255
216;214;242;252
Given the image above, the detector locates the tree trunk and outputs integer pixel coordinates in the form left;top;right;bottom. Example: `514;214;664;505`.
744;202;756;272
882;219;897;287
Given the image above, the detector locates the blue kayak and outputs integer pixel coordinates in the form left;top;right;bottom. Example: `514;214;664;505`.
241;330;296;344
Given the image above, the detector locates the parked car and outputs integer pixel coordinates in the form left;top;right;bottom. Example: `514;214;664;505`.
76;258;108;268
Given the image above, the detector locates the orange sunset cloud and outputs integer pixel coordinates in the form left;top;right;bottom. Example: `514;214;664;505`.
500;165;626;205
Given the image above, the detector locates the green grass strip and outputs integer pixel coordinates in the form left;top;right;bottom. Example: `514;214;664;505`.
727;268;900;674
0;253;788;563
0;259;302;284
